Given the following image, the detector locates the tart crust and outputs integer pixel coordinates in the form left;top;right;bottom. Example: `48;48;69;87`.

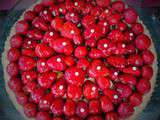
1;1;158;120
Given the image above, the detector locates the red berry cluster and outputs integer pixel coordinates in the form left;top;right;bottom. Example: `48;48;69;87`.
6;0;155;120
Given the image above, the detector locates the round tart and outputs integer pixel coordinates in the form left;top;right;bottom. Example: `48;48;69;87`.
2;0;158;120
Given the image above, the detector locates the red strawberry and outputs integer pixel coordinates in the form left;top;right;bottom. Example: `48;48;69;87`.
89;48;102;59
108;29;124;42
122;66;141;77
43;31;60;43
129;93;142;106
127;54;143;66
38;72;56;89
22;49;37;57
96;0;111;7
22;38;38;49
53;117;63;120
99;8;113;20
39;93;54;111
124;8;138;24
132;23;144;35
8;77;22;92
18;56;36;71
88;59;109;78
50;98;64;116
85;38;96;48
115;83;132;98
98;20;109;35
118;102;134;118
36;111;52;120
97;39;116;57
32;17;49;31
24;81;37;93
135;34;151;50
87;116;103;120
65;0;74;11
7;62;19;76
40;9;52;22
27;29;43;40
119;74;137;86
89;99;101;114
33;4;44;13
103;89;122;104
16;91;28;105
82;3;93;15
117;22;127;31
10;34;23;48
58;3;67;15
74;46;88;58
24;102;37;118
124;31;135;42
112;1;125;13
51;17;64;31
83;81;99;100
73;35;83;45
63;99;76;116
61;22;80;39
35;43;54;58
108;69;119;81
113;42;127;55
73;0;85;12
76;101;89;118
37;59;50;73
65;67;85;86
126;44;136;55
96;77;111;90
142;65;153;80
47;55;67;71
16;20;29;34
107;55;126;68
21;71;37;84
51;79;67;97
105;112;119;120
83;24;103;40
7;48;20;62
41;0;54;6
67;84;82;100
31;88;45;104
82;15;95;28
24;10;36;21
77;58;90;70
136;78;151;94
142;50;154;65
64;56;75;67
100;96;114;113
65;11;80;24
107;14;121;26
49;37;73;55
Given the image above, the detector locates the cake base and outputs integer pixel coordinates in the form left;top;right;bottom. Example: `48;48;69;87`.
1;1;158;120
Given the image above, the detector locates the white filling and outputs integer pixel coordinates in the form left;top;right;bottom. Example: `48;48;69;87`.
114;95;119;99
70;30;75;34
62;42;67;46
70;13;75;17
96;66;101;70
103;43;108;48
90;29;95;33
59;85;63;90
49;32;54;36
26;75;30;79
105;9;109;13
43;10;48;14
28;41;31;45
59;8;63;12
56;58;61;62
80;108;85;113
43;100;47;104
92;86;96;91
130;33;134;36
41;62;46;66
114;72;118;76
122;44;126;48
103;22;108;26
74;2;78;6
132;67;137;71
75;72;79;76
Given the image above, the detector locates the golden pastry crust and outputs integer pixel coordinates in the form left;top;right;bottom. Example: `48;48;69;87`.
1;1;158;120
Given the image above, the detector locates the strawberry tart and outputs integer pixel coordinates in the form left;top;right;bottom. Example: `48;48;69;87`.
2;0;158;120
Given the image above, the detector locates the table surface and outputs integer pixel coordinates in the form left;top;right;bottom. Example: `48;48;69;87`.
0;1;160;120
